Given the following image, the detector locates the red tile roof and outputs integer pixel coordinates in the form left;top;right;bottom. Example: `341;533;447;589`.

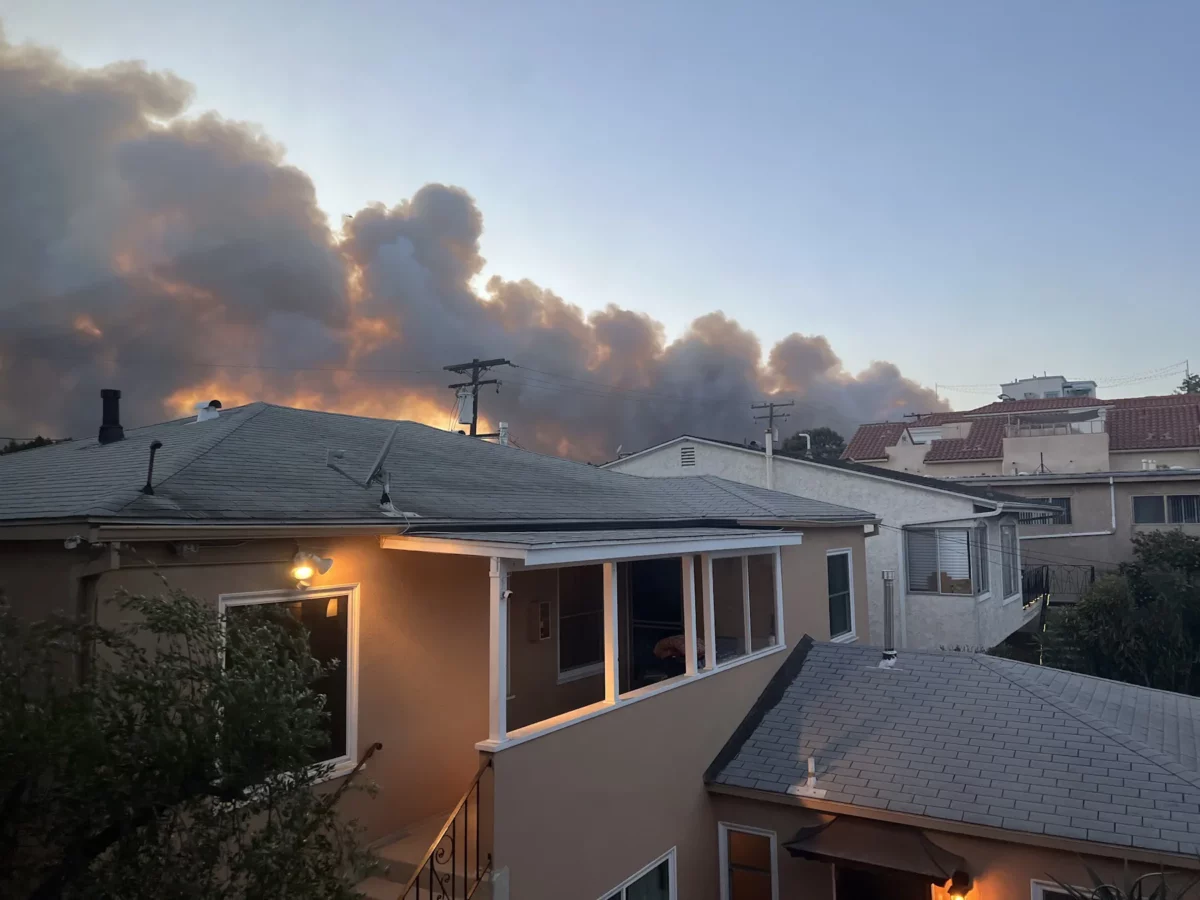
841;422;907;460
841;393;1200;462
924;417;1006;462
1108;405;1200;451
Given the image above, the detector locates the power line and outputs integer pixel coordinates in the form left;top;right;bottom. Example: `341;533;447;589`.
444;357;512;437
751;400;793;436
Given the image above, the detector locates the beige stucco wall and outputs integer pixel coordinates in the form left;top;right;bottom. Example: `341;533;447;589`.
1110;449;1200;471
489;528;867;899
82;537;492;844
0;541;83;621
712;794;1185;900
1002;432;1110;475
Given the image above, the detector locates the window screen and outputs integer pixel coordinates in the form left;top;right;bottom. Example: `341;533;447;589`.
1133;496;1167;524
906;530;939;594
1169;495;1200;524
970;525;989;594
827;552;852;638
558;565;604;674
1001;525;1019;597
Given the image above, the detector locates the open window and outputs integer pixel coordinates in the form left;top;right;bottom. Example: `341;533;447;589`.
620;558;687;693
710;552;780;666
219;586;358;770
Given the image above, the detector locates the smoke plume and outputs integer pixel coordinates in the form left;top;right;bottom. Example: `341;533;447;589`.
0;28;945;460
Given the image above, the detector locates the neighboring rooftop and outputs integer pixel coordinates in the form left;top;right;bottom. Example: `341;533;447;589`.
708;640;1200;857
0;403;874;528
843;393;1200;463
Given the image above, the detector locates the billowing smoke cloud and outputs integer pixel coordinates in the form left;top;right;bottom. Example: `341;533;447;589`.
0;28;945;460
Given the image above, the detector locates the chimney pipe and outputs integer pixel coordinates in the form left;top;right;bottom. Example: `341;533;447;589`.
98;389;124;444
764;428;774;489
879;570;897;668
498;422;509;446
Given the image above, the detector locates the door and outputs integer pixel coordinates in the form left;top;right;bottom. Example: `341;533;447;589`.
834;866;930;900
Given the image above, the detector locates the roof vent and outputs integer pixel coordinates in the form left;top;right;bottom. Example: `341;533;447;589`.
98;389;124;444
680;445;696;467
193;399;222;423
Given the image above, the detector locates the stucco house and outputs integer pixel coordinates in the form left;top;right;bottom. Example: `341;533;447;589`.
603;436;1050;651
0;392;882;900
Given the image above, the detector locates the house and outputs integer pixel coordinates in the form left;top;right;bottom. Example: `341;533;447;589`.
843;393;1200;478
0;392;880;900
602;435;1051;651
949;468;1200;574
1000;374;1098;401
705;638;1200;899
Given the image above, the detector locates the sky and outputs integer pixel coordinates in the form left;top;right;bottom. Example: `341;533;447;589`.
4;0;1199;409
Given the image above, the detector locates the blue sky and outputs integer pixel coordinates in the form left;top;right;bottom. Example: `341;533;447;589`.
6;0;1199;406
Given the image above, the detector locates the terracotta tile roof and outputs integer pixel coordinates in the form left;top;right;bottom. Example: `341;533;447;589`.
1109;405;1200;451
923;417;1006;462
965;396;1106;415
1111;394;1200;409
840;422;906;460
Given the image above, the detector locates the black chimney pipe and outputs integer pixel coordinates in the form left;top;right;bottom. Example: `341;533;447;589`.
141;440;163;495
98;389;124;444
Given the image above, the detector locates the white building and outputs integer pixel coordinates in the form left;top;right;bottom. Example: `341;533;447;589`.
604;436;1049;651
1000;374;1097;400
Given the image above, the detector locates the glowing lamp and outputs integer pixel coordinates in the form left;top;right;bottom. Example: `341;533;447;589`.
291;551;333;586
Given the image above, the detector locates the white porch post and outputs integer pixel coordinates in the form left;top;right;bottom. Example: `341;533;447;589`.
488;556;510;742
740;556;752;653
700;553;717;672
681;555;698;676
603;561;620;702
773;547;785;646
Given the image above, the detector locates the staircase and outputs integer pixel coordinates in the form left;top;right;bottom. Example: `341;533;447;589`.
357;758;493;900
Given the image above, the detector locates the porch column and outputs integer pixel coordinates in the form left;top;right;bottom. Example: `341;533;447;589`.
700;553;717;672
488;557;510;742
773;548;785;646
681;555;698;676
603;561;620;702
741;556;752;652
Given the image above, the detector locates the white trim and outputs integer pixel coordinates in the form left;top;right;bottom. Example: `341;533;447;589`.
718;823;779;900
1031;879;1080;900
489;558;509;742
476;643;788;752
602;561;619;704
381;531;805;565
218;584;360;773
772;548;785;652
681;554;699;677
740;556;753;656
701;553;717;673
556;661;604;684
595;847;677;900
825;548;856;642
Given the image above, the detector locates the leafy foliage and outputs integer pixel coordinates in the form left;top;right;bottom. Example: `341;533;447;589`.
1041;531;1200;693
1178;373;1200;395
0;588;377;900
0;436;58;455
780;426;846;462
1049;861;1200;899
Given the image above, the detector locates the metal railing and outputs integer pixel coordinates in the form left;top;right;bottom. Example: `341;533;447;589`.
1004;419;1105;438
400;757;493;900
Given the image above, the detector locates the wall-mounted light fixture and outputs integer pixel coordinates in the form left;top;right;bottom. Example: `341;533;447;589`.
947;871;972;900
291;551;333;587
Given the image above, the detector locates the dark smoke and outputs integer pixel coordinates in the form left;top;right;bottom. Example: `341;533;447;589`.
0;28;945;460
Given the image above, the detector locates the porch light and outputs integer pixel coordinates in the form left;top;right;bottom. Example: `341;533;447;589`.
947;870;971;900
291;551;333;587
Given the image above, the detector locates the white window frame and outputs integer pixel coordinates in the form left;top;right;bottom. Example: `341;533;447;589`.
705;549;786;665
905;528;980;597
1031;879;1082;900
597;847;677;900
1001;524;1020;599
826;548;856;643
718;823;779;900
218;584;360;778
556;568;605;684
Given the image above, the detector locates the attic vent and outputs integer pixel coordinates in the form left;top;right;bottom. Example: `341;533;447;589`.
680;445;696;467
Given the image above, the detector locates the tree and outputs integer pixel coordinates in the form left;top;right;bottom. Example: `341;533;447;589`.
0;436;57;455
1177;373;1200;395
780;426;846;462
1041;531;1200;694
0;587;378;899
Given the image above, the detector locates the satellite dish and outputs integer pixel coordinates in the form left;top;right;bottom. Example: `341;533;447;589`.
326;424;399;488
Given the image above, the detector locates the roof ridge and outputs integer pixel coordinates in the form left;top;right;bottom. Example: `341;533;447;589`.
110;403;272;514
695;474;779;517
976;655;1200;790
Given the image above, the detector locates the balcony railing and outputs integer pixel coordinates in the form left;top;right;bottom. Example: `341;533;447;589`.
1004;419;1105;438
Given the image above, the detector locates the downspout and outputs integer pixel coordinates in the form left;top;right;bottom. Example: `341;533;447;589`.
1016;476;1117;540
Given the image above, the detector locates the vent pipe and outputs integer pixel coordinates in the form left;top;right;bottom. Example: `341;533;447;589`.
141;440;163;495
194;399;222;422
879;570;897;668
765;428;774;489
498;422;509;446
98;389;124;444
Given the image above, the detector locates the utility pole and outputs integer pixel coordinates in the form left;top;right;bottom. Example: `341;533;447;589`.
445;358;512;437
751;400;794;438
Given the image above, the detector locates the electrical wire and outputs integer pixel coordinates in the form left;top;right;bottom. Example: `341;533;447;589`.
874;520;1123;571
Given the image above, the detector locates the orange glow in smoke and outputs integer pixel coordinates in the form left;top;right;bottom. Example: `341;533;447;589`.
73;314;103;339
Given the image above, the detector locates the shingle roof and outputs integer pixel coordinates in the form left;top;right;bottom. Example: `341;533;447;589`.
0;404;873;527
842;423;907;461
709;640;1200;857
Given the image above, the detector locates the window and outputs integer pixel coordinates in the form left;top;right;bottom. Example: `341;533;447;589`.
826;550;854;640
558;565;604;681
1134;494;1200;524
1018;498;1072;525
1001;524;1019;597
905;530;974;595
601;848;676;900
1169;495;1200;524
1133;496;1166;524
970;524;989;595
708;553;781;665
1032;881;1077;900
719;824;778;900
680;445;696;466
220;587;358;769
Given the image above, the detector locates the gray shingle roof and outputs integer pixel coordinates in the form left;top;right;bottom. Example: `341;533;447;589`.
709;640;1200;857
0;404;874;527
